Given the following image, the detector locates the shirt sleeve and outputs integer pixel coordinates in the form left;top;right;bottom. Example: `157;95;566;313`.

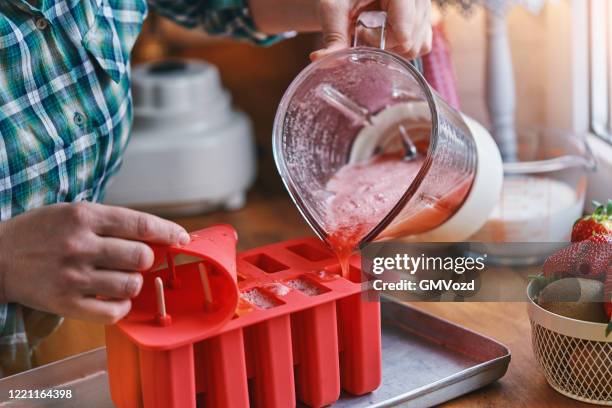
147;0;294;46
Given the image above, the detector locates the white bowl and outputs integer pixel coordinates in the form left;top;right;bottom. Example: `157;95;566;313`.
527;280;612;405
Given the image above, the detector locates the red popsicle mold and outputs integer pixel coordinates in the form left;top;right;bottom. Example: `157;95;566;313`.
106;225;382;408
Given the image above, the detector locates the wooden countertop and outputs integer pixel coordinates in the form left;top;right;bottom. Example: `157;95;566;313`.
36;194;588;407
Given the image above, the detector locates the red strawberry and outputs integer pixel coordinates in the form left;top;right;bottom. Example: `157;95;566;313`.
543;234;611;279
574;234;612;278
543;243;579;278
591;234;612;244
571;200;612;242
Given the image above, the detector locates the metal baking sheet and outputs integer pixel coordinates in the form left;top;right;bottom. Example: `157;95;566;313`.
0;298;510;407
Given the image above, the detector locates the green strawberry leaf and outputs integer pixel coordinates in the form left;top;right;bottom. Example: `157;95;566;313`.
606;321;612;337
590;200;612;222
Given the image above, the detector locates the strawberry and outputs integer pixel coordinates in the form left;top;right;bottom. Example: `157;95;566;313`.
543;234;611;279
571;200;612;243
591;234;612;244
574;234;612;278
543;243;579;278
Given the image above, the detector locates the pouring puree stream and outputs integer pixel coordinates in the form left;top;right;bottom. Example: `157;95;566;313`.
324;155;424;275
323;154;473;277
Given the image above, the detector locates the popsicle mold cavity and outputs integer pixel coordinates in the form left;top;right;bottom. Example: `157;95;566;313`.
286;243;334;262
241;288;283;309
243;253;289;273
287;276;330;296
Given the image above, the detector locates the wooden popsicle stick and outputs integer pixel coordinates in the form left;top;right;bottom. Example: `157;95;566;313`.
198;263;213;310
155;277;172;326
155;277;167;316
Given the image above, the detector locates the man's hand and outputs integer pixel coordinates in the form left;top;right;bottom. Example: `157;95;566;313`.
250;0;432;61
312;0;433;61
0;203;190;324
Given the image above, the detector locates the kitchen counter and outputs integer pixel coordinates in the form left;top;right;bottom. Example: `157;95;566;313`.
35;193;588;407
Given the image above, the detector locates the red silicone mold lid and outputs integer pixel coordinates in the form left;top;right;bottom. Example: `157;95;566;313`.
117;224;240;349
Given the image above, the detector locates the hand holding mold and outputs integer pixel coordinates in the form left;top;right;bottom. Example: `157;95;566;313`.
0;202;189;324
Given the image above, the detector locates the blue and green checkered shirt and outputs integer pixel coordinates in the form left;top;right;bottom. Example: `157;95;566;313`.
0;0;285;376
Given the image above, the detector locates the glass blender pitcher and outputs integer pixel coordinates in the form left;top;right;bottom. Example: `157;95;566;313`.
273;12;503;256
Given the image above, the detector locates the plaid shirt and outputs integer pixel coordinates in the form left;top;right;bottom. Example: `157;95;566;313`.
0;0;284;376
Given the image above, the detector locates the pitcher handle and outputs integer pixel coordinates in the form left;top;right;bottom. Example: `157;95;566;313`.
353;11;387;49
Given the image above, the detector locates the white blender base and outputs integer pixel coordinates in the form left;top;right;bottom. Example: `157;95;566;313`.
104;112;255;217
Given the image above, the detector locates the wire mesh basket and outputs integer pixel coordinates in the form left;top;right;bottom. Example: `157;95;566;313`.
528;280;612;405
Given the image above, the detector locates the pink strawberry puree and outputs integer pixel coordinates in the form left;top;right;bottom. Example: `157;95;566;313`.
324;155;425;275
323;155;473;277
325;156;425;242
